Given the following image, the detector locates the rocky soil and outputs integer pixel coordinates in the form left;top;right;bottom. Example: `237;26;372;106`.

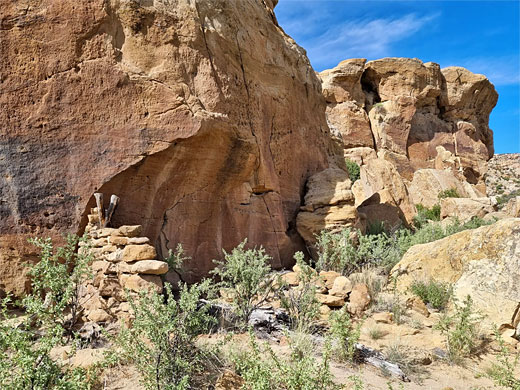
486;153;520;205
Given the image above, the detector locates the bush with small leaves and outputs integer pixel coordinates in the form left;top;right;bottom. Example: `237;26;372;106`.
435;295;483;363
231;330;342;390
413;204;441;228
276;252;320;332
410;279;452;311
485;328;520;390
23;235;94;335
438;188;461;199
211;239;275;324
345;159;360;182
0;235;95;390
328;307;361;363
114;281;217;390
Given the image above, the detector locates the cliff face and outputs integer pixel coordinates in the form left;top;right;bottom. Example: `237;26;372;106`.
321;58;497;184
313;58;498;230
0;0;334;294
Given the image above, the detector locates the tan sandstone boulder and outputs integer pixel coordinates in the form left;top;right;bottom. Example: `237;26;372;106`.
408;169;481;208
440;197;496;222
391;218;520;330
296;167;361;245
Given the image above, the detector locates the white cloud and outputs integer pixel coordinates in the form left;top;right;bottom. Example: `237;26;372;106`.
283;12;439;70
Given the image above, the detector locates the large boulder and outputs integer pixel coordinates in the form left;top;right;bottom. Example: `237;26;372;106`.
353;158;415;227
407;169;482;209
390;218;520;330
0;0;333;294
440;197;496;222
296;167;361;245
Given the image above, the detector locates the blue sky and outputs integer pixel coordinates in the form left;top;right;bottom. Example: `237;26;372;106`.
276;0;520;154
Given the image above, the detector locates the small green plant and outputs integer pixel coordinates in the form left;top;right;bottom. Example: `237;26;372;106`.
345;158;361;182
410;279;452;311
231;330;342;390
23;235;94;335
438;188;461;199
435;295;483;363
366;220;387;236
369;327;385;340
164;243;190;272
276;252;320;332
413;204;441;228
328;307;361;362
0;235;95;390
348;375;364;390
211;239;275;324
114;281;217;390
485;327;520;389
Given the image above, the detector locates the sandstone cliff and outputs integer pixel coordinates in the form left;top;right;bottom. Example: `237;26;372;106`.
0;0;336;295
313;58;498;229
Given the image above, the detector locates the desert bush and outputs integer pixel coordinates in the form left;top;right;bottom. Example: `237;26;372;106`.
438;188;461;199
345;158;360;182
366;220;387;235
369;326;385;340
231;331;342;390
211;240;275;323
410;279;452;311
23;235;93;335
413;204;441;228
0;235;95;390
114;281;217;390
315;228;401;276
435;295;483;363
164;243;190;272
276;252;320;332
485;327;520;390
328;307;361;362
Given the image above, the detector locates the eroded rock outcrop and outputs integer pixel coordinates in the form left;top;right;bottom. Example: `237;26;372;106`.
319;58;498;226
390;218;520;332
0;0;334;295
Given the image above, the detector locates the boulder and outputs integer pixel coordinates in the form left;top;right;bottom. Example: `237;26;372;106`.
354;158;415;227
316;293;345;307
121;245;157;262
118;260;169;275
296;167;362;245
408;169;480;208
329;276;352;298
0;0;332;295
504;196;520;218
319;270;341;290
119;274;163;294
391;218;520;330
440;197;496;222
117;225;143;238
347;283;371;316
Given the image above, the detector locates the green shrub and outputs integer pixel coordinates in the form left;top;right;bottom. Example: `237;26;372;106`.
435;295;483;363
276;252;320;332
211;240;275;323
231;331;342;390
485;328;520;389
413;204;441;228
345;159;360;182
23;235;94;335
0;235;94;390
328;307;361;362
410;279;452;311
438;188;461;199
315;228;401;276
366;220;387;236
114;281;217;390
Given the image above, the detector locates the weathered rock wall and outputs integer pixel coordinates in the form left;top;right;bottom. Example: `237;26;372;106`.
318;58;498;228
0;0;334;295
